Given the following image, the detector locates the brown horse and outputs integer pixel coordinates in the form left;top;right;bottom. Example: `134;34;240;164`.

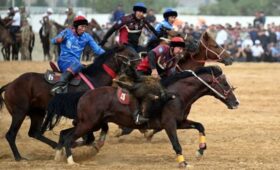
0;46;140;161
179;31;233;70
117;31;233;136
44;66;238;166
0;18;13;60
0;17;35;61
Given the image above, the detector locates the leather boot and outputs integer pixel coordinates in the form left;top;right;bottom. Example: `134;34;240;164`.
132;109;149;125
51;71;73;95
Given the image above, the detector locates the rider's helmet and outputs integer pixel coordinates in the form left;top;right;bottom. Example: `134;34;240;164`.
73;15;88;28
170;36;185;48
163;8;178;20
133;2;147;13
13;6;19;12
47;8;53;14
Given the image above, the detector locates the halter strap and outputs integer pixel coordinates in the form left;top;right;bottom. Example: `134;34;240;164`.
102;64;117;78
183;69;226;99
189;32;226;63
200;37;226;60
78;72;95;90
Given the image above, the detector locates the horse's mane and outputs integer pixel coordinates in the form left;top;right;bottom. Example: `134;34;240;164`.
82;45;124;76
161;65;223;87
41;92;85;133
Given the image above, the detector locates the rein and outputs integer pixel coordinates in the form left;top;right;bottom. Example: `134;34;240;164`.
182;69;227;99
102;52;141;79
189;32;226;63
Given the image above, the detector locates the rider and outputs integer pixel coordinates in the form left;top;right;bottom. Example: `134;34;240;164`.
129;36;185;124
7;7;21;45
147;8;178;51
99;2;159;53
137;36;185;78
50;15;105;94
64;7;76;27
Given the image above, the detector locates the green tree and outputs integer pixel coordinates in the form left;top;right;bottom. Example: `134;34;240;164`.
32;0;48;6
199;0;280;16
77;0;178;13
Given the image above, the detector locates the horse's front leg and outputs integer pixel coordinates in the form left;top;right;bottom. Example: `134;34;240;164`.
164;120;189;168
29;113;57;149
92;123;109;151
178;119;207;157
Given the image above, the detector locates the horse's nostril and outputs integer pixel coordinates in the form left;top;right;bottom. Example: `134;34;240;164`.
236;100;240;106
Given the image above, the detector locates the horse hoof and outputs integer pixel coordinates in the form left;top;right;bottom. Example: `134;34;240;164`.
93;140;104;151
113;129;123;137
15;156;28;161
67;155;79;165
21;157;29;161
54;149;65;162
143;131;154;141
195;149;204;158
178;161;192;169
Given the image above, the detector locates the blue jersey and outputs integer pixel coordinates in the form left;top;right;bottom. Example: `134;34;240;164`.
150;20;174;41
51;28;105;73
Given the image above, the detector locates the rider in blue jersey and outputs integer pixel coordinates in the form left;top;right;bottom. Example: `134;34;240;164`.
147;8;178;51
51;15;105;94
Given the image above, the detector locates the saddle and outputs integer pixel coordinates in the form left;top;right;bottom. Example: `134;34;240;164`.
44;61;81;86
44;70;81;86
117;87;130;105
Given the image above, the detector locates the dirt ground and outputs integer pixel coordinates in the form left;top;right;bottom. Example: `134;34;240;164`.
0;62;279;170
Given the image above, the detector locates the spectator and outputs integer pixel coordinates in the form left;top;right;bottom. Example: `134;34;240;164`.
268;43;280;62
112;4;125;23
253;11;265;28
259;11;266;25
64;7;76;27
146;9;156;25
207;24;217;39
251;40;264;62
215;24;228;47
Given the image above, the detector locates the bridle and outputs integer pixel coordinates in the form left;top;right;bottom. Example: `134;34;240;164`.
182;69;234;100
210;73;235;100
189;32;227;63
117;54;141;66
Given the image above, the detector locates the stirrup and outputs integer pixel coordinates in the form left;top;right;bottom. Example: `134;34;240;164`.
51;85;67;95
135;114;149;125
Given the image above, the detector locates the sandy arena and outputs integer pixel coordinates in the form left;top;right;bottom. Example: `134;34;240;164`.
0;62;279;170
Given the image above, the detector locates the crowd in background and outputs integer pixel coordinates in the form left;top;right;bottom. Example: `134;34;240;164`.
103;8;280;63
1;5;280;62
180;12;280;63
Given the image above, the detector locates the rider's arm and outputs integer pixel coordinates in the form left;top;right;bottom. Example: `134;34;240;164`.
144;19;159;38
51;29;67;44
147;51;157;69
100;19;126;46
147;51;159;78
88;35;105;56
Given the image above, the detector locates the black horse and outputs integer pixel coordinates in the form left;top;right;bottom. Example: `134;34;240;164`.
0;45;140;161
41;66;239;167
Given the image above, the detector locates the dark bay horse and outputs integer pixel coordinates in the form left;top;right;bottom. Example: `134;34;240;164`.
0;17;35;61
44;66;238;166
179;31;233;70
0;46;140;161
117;31;233;137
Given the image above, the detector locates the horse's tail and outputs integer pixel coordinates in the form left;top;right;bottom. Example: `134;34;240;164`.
41;92;85;134
40;97;62;134
0;83;10;111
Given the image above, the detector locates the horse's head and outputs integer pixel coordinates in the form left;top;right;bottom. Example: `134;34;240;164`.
205;69;239;109
83;45;141;79
114;44;142;68
199;31;233;65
